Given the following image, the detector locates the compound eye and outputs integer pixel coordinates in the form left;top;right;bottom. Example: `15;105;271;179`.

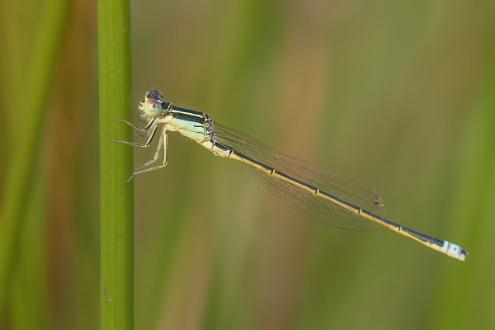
146;90;164;102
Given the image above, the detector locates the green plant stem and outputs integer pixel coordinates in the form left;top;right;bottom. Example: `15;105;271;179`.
0;0;69;319
98;0;134;328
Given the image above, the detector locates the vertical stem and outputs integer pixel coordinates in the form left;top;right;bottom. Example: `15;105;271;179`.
0;0;69;320
98;0;134;328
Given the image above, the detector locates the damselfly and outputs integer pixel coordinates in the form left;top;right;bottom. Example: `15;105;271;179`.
115;89;468;261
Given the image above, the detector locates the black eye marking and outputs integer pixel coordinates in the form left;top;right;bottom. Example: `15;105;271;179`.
146;90;164;102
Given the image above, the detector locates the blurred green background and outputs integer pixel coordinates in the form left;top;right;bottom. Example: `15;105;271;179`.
1;0;494;329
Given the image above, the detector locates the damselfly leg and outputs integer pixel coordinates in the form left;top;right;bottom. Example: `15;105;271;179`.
114;117;155;133
126;127;168;182
113;120;158;148
114;118;168;182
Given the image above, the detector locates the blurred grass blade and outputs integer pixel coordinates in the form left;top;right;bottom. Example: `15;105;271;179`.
12;177;51;330
431;84;495;329
98;0;134;328
0;0;69;319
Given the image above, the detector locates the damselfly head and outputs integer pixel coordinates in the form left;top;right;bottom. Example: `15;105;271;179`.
138;89;169;119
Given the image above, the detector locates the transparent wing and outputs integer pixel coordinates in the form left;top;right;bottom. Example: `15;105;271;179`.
213;122;386;231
